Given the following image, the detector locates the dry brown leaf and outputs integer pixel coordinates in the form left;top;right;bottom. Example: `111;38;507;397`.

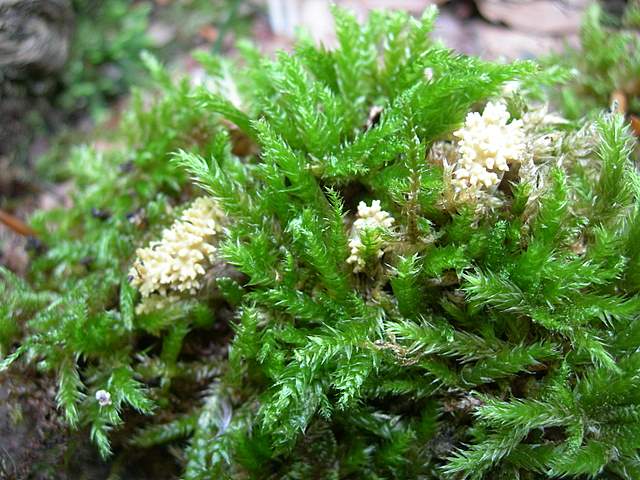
611;90;628;115
199;25;219;43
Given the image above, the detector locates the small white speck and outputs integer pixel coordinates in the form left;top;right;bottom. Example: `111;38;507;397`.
95;389;112;407
424;67;434;80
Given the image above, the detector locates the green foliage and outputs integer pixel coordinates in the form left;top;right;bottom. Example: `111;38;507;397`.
60;0;153;116
546;3;640;119
4;55;230;459
55;0;259;119
4;6;640;480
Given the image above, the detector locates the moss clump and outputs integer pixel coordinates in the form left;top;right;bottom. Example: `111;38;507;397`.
4;6;640;479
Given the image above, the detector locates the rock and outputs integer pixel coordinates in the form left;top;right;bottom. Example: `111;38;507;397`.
0;0;74;160
469;20;579;60
475;0;587;35
0;0;74;73
265;0;446;44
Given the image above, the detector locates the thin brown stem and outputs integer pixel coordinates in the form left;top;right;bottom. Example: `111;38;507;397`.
0;209;37;237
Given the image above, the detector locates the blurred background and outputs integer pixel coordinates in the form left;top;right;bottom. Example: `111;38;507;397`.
0;0;629;273
0;0;603;166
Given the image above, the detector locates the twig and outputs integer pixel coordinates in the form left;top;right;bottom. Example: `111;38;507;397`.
0;209;37;237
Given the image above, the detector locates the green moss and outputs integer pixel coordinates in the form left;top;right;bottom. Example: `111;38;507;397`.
4;6;640;479
545;3;640;120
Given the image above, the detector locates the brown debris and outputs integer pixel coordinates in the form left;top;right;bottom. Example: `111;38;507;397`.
631;115;640;137
199;24;219;43
0;209;36;237
611;90;628;115
442;394;483;413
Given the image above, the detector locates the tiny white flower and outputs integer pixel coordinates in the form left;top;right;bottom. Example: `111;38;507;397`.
95;389;112;407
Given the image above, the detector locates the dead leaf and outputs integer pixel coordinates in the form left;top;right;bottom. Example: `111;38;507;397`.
199;25;219;43
611;90;628;115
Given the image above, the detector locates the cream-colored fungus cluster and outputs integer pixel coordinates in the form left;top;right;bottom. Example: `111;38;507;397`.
347;200;395;273
451;101;526;198
129;197;224;314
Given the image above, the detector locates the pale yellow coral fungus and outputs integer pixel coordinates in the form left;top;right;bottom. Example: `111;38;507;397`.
451;101;526;198
347;200;395;273
129;197;225;314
